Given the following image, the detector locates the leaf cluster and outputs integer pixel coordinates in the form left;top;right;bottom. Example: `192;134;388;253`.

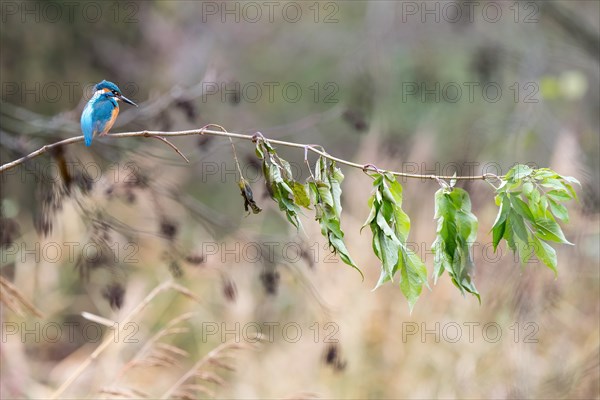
309;157;362;278
249;139;579;309
254;140;360;275
362;173;428;310
255;140;305;228
491;164;579;274
432;182;480;302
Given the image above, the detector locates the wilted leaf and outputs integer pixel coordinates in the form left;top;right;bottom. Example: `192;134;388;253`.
366;173;427;309
432;187;480;302
310;158;362;278
238;178;262;214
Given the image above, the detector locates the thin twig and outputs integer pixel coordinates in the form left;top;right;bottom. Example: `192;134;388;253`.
0;127;501;181
204;124;245;178
150;135;190;163
304;146;316;181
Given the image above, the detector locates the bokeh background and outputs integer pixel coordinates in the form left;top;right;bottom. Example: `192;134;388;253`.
1;1;599;399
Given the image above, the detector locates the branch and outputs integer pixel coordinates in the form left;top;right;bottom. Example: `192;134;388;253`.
0;127;499;181
151;135;190;163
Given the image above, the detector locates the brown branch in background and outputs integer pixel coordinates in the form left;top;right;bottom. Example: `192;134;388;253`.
0;126;500;182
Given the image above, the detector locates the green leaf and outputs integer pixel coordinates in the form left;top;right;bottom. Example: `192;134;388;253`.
378;230;399;280
540;179;570;194
399;248;427;312
310;158;362;278
546;190;572;202
535;218;573;245
257;141;303;229
432;188;480;301
522;181;534;196
328;163;344;214
492;220;506;251
292;182;310;208
562;175;581;186
366;173;427;308
491;194;510;250
532;236;557;275
362;197;377;231
548;199;569;222
510;195;535;223
509;210;529;243
511;164;534;180
456;209;478;243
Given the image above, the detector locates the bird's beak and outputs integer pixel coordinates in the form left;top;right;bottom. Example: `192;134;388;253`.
119;94;138;107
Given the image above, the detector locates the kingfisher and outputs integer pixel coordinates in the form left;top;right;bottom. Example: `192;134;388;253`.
81;80;137;146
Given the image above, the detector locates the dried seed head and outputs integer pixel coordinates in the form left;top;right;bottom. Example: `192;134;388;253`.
184;254;205;265
174;98;198;122
343;109;368;132
102;282;125;310
35;181;64;237
260;269;280;295
124;167;149;189
125;190;136;204
323;343;347;371
169;260;184;278
222;278;237;302
197;134;214;149
1;218;20;248
73;169;94;193
156;110;173;131
300;247;315;269
160;219;178;241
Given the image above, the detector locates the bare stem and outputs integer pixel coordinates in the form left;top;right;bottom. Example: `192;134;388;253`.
160;340;255;399
50;280;176;399
150;135;190;163
0;127;501;181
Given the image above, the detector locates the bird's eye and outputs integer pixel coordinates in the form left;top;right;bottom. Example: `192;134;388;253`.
112;90;118;95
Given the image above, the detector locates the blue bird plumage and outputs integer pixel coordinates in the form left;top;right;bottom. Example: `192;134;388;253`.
80;80;137;146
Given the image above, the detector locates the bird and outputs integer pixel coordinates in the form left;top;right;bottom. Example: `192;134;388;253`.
80;80;137;146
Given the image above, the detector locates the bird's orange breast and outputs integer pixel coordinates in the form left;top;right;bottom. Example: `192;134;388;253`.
102;106;120;134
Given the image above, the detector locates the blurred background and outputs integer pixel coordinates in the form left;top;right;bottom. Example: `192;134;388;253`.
1;1;599;398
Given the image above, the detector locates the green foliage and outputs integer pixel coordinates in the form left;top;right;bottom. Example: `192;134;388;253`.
309;157;362;278
490;165;579;274
362;172;428;311
255;139;304;228
432;183;480;302
255;139;360;276
253;140;579;308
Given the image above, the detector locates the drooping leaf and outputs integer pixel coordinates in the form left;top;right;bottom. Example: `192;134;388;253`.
535;218;573;245
490;165;577;270
255;140;304;229
310;158;362;278
292;182;311;209
532;236;558;275
365;173;427;309
432;187;480;302
238;178;262;214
